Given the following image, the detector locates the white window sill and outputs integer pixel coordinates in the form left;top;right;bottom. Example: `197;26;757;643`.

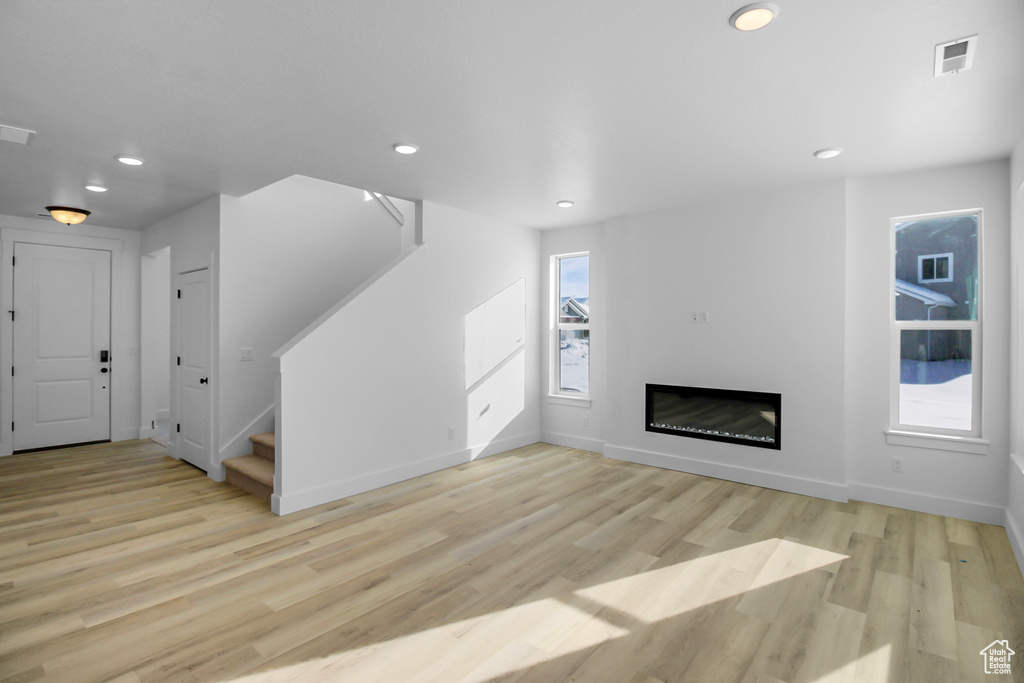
547;394;592;408
885;429;989;455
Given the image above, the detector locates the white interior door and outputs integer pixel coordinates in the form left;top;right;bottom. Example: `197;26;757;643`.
12;243;111;450
177;268;212;471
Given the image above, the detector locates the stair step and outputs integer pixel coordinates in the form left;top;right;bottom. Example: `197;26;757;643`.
224;454;274;502
250;432;275;461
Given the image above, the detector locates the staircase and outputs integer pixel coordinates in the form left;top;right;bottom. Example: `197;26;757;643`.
223;432;275;502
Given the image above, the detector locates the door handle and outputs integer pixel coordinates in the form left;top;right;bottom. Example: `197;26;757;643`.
199;377;209;384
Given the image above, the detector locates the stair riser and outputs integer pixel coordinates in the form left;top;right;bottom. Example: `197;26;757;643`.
253;442;274;461
225;468;273;502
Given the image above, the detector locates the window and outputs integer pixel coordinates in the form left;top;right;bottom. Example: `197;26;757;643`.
918;253;953;283
891;210;980;437
553;253;589;396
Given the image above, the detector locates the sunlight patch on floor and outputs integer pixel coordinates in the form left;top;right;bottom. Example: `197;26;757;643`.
225;538;848;682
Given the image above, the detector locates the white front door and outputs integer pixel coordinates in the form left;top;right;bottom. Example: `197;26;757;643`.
12;243;111;450
177;268;212;471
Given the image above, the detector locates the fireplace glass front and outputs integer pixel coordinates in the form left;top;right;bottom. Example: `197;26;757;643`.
645;384;781;450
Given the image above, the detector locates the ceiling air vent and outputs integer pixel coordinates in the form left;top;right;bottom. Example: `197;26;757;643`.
934;35;977;77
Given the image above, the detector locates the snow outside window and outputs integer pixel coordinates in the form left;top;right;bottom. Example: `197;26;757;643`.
891;210;980;437
554;253;589;396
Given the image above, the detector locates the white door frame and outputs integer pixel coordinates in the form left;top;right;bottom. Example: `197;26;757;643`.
169;260;222;480
0;228;124;457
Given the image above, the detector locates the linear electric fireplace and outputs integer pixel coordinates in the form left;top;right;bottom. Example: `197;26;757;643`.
646;384;781;450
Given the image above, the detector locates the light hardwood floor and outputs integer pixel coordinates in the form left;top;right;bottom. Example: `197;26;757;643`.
1;440;1022;682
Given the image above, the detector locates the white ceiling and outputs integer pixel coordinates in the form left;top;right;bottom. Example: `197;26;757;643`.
1;0;1022;231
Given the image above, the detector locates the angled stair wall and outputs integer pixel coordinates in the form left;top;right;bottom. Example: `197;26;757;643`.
272;201;542;515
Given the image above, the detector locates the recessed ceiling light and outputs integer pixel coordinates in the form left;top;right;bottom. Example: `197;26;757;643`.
85;184;108;193
730;3;779;31
117;155;144;166
813;147;843;159
393;143;419;155
556;200;575;208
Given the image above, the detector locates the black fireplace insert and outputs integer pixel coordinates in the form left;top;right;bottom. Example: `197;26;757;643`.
645;384;781;450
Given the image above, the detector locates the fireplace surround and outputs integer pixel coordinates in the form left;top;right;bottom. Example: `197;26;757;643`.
645;384;781;450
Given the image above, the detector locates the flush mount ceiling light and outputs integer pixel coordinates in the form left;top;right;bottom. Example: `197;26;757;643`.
556;200;575;208
45;206;91;225
392;143;419;155
116;155;144;166
730;3;779;31
813;147;843;159
85;184;108;193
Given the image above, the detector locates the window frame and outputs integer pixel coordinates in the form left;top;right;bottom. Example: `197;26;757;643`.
550;251;591;403
889;208;983;441
917;252;954;283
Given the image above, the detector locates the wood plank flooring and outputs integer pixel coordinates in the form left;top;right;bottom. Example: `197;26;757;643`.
0;440;1021;682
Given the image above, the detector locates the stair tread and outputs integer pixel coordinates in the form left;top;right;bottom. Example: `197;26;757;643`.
249;432;275;449
223;454;274;485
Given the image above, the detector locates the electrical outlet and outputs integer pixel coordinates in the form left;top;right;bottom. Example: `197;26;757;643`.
582;415;589;427
892;456;905;473
700;311;710;324
448;427;455;440
690;311;699;323
240;347;254;362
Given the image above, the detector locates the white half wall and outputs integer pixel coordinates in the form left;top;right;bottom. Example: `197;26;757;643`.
275;202;540;514
217;176;406;464
845;160;1011;525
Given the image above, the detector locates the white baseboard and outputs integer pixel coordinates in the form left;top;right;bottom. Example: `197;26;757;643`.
847;481;1005;525
541;431;604;455
1005;508;1024;578
604;444;849;503
273;431;539;515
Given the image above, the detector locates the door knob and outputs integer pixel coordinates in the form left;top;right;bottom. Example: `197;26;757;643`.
100;367;109;374
199;377;209;384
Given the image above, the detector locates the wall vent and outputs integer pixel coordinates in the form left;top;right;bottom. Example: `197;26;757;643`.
934;35;977;77
0;124;35;145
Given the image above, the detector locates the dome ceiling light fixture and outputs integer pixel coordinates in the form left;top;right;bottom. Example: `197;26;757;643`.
813;147;843;159
392;143;419;155
116;155;144;166
556;200;575;208
45;206;91;225
85;184;108;192
730;3;780;31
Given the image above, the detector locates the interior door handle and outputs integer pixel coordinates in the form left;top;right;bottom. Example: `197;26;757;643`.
199;377;209;385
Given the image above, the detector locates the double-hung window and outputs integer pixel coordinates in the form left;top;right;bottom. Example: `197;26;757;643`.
890;209;981;438
553;253;589;397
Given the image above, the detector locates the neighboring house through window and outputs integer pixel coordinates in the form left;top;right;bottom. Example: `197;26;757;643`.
553;253;589;396
891;209;980;437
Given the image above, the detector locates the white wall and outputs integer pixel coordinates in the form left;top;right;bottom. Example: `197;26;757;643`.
601;181;850;501
845;160;1011;524
274;201;540;514
0;214;142;454
1007;136;1024;570
217;176;404;465
142;196;220;464
140;246;170;437
540;224;606;453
